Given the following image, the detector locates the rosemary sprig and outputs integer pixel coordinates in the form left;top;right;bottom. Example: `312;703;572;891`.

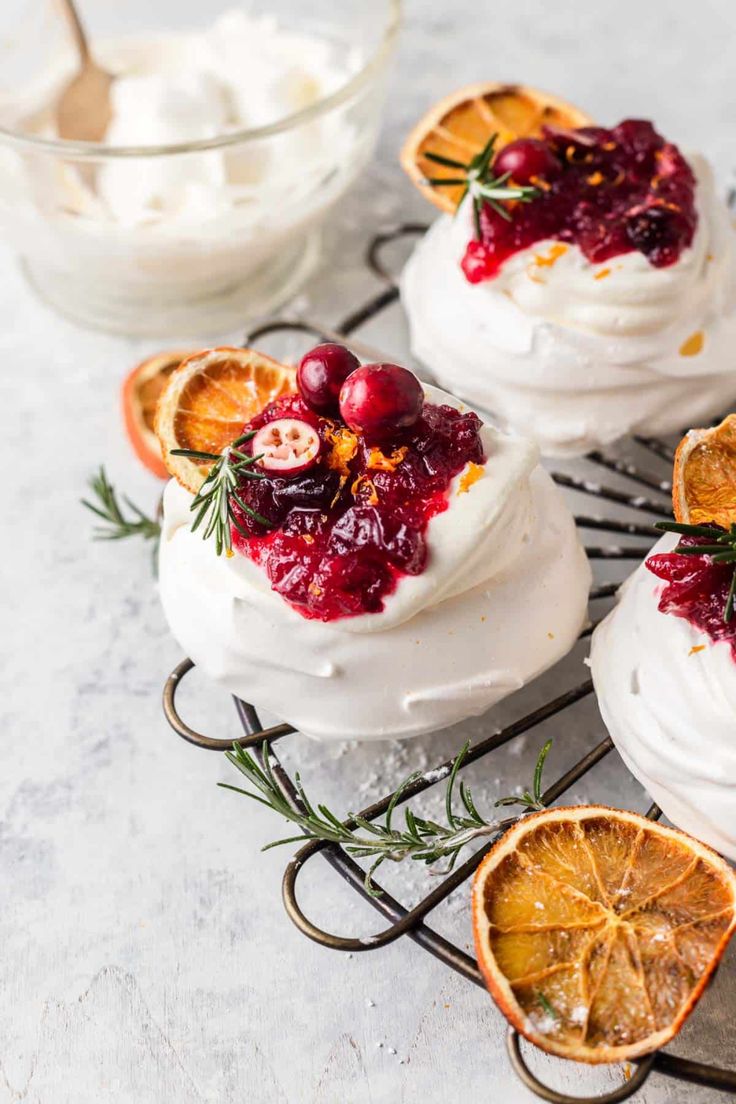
82;466;160;543
170;431;272;556
219;739;554;896
655;520;736;622
423;133;540;237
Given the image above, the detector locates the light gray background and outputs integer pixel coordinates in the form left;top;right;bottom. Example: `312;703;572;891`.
1;2;735;1102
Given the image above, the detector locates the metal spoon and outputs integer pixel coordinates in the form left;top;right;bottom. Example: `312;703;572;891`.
55;0;113;142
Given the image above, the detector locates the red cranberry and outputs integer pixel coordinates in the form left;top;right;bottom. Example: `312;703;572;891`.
297;343;360;415
339;363;423;443
252;417;321;476
493;138;561;184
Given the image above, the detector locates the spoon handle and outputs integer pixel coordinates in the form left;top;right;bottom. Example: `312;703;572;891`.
56;0;91;64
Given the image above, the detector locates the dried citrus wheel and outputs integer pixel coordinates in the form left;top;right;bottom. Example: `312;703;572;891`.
673;414;736;527
472;805;736;1064
400;82;592;213
155;346;296;494
122;350;192;479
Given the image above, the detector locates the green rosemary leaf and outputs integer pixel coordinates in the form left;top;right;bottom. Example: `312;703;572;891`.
365;856;387;897
231;430;257;447
533;740;553;805
674;544;730;556
422;177;469;187
472;197;482;239
411;817;446;835
725;569;736;622
351;815;386;837
294;773;318;820
318;805;352;836
459;780;482;823
655;521;724;538
230;491;272;529
486;197;514;222
82;467;160;547
385;771;422;835
261;835;315;851
424;151;468;169
169;448;220;461
215;783;274;810
445;740;470;830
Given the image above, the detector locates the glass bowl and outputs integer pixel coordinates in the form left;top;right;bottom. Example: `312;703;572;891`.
0;0;400;336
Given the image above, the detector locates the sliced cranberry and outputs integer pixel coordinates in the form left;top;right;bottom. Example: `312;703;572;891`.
252;418;321;476
493;138;561;184
297;343;360;415
339;363;424;444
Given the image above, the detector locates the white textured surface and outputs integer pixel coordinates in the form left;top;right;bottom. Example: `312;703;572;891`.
1;1;735;1102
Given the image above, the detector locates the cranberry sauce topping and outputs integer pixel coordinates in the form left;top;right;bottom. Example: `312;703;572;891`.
230;394;485;621
463;120;697;283
646;536;736;659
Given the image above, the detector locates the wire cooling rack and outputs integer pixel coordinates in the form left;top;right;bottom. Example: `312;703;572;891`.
162;226;736;1103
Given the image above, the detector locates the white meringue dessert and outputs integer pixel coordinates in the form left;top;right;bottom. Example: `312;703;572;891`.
401;118;736;458
158;358;591;743
591;532;736;860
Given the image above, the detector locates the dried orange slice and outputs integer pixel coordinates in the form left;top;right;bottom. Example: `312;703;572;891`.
401;82;592;213
155;346;296;493
673;414;736;527
122;350;192;479
472;805;736;1064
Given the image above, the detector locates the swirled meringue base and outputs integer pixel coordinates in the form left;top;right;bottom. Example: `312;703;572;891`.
591;534;736;859
158;394;590;742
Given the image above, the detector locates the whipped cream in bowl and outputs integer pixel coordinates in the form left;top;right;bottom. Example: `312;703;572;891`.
401;117;736;457
591;532;736;860
0;2;399;335
157;359;591;742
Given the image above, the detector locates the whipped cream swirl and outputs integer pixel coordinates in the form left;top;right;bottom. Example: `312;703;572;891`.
591;533;736;859
401;156;736;457
159;385;591;741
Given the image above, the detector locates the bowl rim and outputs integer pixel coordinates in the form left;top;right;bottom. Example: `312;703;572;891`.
0;0;401;160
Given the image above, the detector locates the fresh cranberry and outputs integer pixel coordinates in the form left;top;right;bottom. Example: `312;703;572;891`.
297;343;360;415
493;138;561;184
252;418;321;476
339;364;424;444
229;392;485;620
461;118;697;282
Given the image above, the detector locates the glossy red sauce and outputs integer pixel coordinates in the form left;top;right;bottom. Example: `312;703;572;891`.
646;536;736;659
463;120;697;283
231;394;486;620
